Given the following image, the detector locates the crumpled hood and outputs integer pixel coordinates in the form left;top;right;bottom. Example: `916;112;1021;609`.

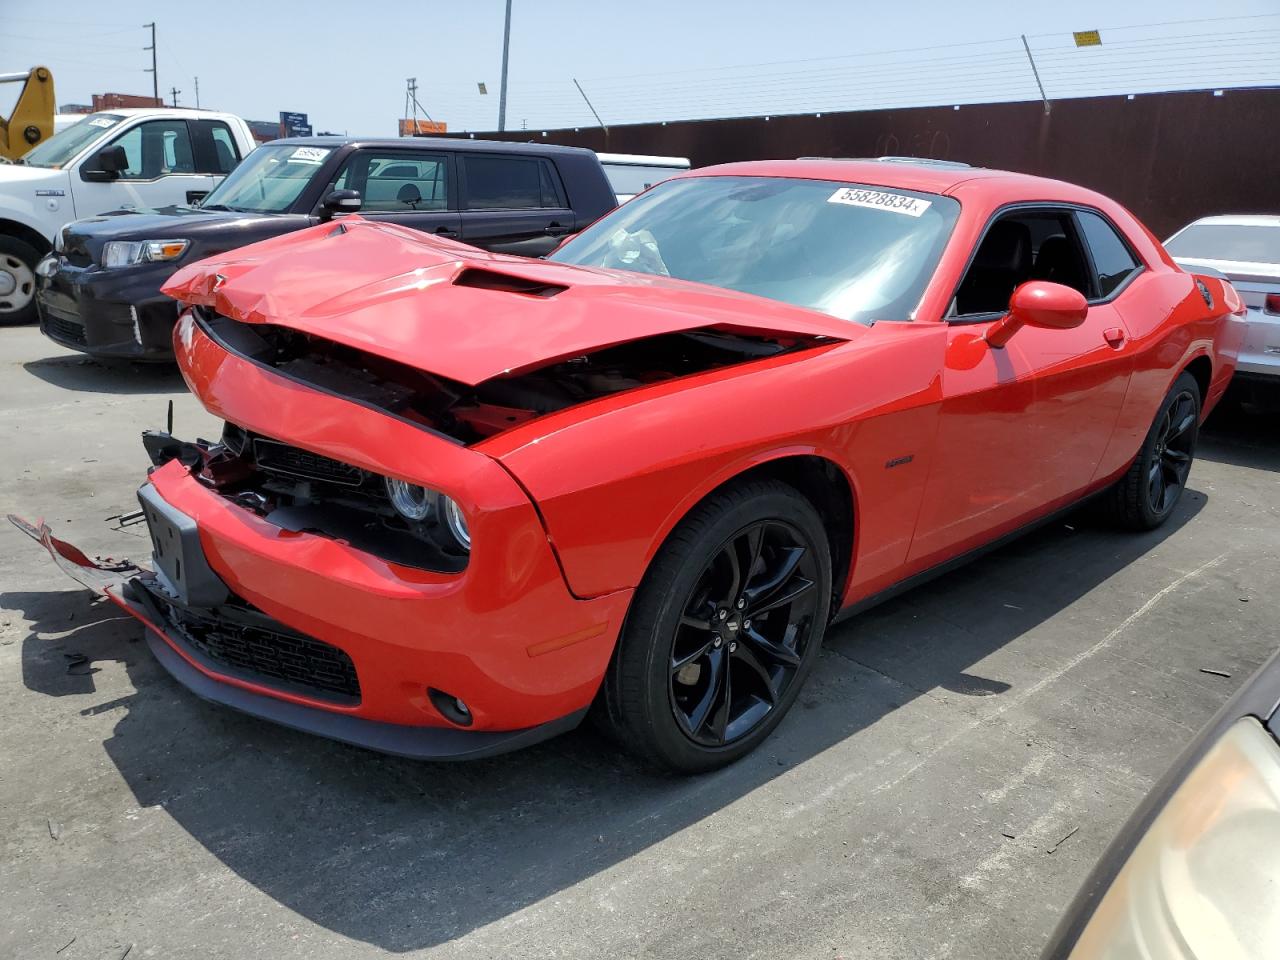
162;218;857;386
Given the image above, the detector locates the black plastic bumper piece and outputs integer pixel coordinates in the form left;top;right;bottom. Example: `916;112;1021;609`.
144;629;587;761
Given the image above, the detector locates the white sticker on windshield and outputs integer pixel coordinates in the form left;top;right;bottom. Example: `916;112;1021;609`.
289;147;328;164
827;187;932;217
88;117;116;128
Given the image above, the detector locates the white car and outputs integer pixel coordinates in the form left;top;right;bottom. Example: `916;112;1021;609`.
596;153;690;203
0;108;256;324
1166;215;1280;392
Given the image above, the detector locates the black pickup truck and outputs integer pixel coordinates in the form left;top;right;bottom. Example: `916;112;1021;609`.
36;136;617;361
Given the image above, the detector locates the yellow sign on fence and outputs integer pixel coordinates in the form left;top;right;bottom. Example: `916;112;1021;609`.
1073;30;1102;47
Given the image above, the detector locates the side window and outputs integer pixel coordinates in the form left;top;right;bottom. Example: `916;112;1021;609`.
107;120;194;179
207;123;240;174
539;162;566;208
1077;211;1141;297
463;155;550;210
333;152;449;212
954;210;1091;316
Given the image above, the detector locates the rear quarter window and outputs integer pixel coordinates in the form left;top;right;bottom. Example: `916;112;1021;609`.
1078;211;1141;297
463;155;562;210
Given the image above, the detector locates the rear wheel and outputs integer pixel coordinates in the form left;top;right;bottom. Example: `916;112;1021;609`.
1107;371;1201;530
0;236;41;326
598;480;832;773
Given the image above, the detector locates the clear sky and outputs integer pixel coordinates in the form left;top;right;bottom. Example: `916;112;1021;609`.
3;0;1277;135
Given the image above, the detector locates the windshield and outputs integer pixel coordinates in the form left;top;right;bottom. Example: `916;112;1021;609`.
200;143;333;214
1166;222;1280;265
549;175;960;323
21;113;123;169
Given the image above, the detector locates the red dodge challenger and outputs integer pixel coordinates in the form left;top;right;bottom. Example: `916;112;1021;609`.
15;159;1245;772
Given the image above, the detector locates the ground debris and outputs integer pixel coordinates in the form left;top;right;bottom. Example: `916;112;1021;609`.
1000;831;1016;840
56;935;75;954
1047;826;1079;854
1199;667;1232;679
47;818;61;841
64;652;91;675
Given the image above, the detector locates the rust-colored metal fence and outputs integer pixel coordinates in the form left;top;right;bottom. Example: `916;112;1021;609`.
455;88;1278;237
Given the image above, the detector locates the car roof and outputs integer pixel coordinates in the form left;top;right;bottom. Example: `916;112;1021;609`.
596;153;691;167
675;158;1112;205
93;107;237;119
1179;214;1280;228
269;135;596;157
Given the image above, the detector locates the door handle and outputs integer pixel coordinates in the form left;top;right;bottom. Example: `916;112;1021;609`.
434;226;458;237
544;221;569;237
1103;326;1126;348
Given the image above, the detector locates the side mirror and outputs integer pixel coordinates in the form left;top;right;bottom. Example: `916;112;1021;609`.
80;145;129;182
985;281;1088;348
318;189;361;222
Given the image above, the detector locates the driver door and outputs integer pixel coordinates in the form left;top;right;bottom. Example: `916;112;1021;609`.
332;150;461;241
80;118;218;214
906;206;1136;568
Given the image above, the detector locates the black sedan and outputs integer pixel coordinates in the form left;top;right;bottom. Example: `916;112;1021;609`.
35;136;616;361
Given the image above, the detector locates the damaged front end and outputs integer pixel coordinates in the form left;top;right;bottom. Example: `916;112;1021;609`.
197;308;830;446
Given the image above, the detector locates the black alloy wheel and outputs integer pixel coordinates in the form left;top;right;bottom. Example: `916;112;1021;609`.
596;479;832;773
669;520;820;747
1107;370;1201;530
1146;387;1197;515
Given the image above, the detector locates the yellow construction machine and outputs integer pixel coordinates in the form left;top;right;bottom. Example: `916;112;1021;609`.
0;66;56;162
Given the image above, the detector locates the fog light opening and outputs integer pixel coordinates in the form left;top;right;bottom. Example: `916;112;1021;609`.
428;687;474;727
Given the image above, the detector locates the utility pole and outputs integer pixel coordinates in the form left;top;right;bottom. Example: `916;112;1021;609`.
1021;34;1051;115
194;76;200;109
144;22;158;102
497;0;512;131
403;78;433;134
169;86;181;108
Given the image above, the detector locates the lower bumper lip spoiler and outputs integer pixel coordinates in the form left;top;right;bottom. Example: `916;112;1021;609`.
7;514;586;760
8;514;145;597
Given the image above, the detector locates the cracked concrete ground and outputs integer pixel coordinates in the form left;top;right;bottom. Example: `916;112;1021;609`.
2;325;1277;960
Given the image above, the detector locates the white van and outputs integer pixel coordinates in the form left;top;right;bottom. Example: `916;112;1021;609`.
596;153;691;203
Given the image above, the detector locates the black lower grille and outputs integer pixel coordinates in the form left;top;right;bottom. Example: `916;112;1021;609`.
156;595;361;704
45;314;87;346
252;436;364;486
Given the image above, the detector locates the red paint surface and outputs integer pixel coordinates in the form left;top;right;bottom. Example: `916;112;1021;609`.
149;160;1238;733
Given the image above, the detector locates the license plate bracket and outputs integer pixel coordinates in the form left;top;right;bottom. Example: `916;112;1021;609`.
137;483;229;608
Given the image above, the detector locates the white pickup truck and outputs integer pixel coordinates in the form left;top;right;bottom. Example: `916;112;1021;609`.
0;108;256;323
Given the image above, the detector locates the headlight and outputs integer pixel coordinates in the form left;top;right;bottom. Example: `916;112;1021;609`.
384;477;470;553
101;239;189;269
1068;717;1280;959
444;496;470;550
385;477;435;521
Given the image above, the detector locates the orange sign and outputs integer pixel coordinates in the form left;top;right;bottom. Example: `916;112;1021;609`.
399;119;447;136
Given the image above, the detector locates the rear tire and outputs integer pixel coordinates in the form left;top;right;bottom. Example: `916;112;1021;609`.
1107;371;1201;530
597;479;832;774
0;235;41;326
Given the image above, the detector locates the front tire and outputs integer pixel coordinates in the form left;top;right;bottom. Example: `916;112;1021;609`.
598;479;832;774
1107;371;1201;530
0;235;41;326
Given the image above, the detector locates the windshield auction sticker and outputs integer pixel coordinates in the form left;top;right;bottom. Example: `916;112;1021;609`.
288;147;329;164
827;187;932;217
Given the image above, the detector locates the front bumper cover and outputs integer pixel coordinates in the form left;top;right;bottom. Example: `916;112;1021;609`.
36;256;180;361
9;503;605;761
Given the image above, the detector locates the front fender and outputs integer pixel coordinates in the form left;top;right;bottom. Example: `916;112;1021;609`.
490;322;945;600
0;170;72;243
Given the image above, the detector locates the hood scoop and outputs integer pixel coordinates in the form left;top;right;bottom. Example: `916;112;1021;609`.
453;267;567;298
